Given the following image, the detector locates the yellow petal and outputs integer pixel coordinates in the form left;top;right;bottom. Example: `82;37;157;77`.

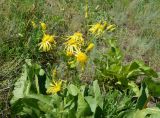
85;43;95;52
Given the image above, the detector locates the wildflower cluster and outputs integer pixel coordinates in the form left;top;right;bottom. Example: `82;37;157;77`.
30;21;116;95
31;21;47;31
64;32;84;56
10;3;160;117
89;21;116;35
64;32;94;70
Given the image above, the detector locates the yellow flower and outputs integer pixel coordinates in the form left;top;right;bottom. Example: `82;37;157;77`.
76;52;88;70
109;27;116;32
46;80;62;94
65;38;77;45
89;22;116;35
64;32;84;55
42;34;56;43
85;43;95;52
67;32;84;45
89;23;104;35
31;21;37;28
40;22;47;31
39;34;56;52
39;41;52;52
64;44;81;55
107;24;116;32
76;52;88;63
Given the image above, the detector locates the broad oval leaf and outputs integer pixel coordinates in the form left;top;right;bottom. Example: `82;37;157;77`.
67;84;80;96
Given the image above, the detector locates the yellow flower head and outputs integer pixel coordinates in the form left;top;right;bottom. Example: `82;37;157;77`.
64;32;84;55
31;21;37;28
110;27;116;32
107;24;116;32
85;43;95;52
42;34;56;43
65;38;77;45
107;25;114;30
64;44;81;56
76;52;88;63
40;22;47;31
89;23;104;35
39;41;52;52
46;80;62;94
67;32;84;45
89;21;115;35
39;34;56;52
76;52;88;70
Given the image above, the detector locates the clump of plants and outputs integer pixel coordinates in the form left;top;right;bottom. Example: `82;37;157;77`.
10;8;160;118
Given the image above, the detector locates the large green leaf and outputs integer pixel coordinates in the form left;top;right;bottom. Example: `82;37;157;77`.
85;80;104;115
136;83;149;109
26;94;52;106
50;94;62;107
10;65;30;104
144;77;160;97
126;61;141;79
129;61;140;71
11;94;53;117
135;61;158;78
85;96;97;113
11;98;42;117
121;108;160;118
67;84;80;96
11;61;47;104
76;93;91;118
128;81;140;97
93;80;103;109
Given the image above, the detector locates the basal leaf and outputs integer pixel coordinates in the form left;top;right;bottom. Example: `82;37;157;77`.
67;84;80;96
26;94;52;106
93;80;103;109
77;93;91;118
122;108;160;118
136;83;149;109
135;61;158;78
144;77;160;97
10;65;29;104
129;61;140;71
128;81;140;97
85;96;97;113
11;98;41;117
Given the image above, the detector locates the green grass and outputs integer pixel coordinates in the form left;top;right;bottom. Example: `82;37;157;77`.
108;0;160;70
0;0;160;117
